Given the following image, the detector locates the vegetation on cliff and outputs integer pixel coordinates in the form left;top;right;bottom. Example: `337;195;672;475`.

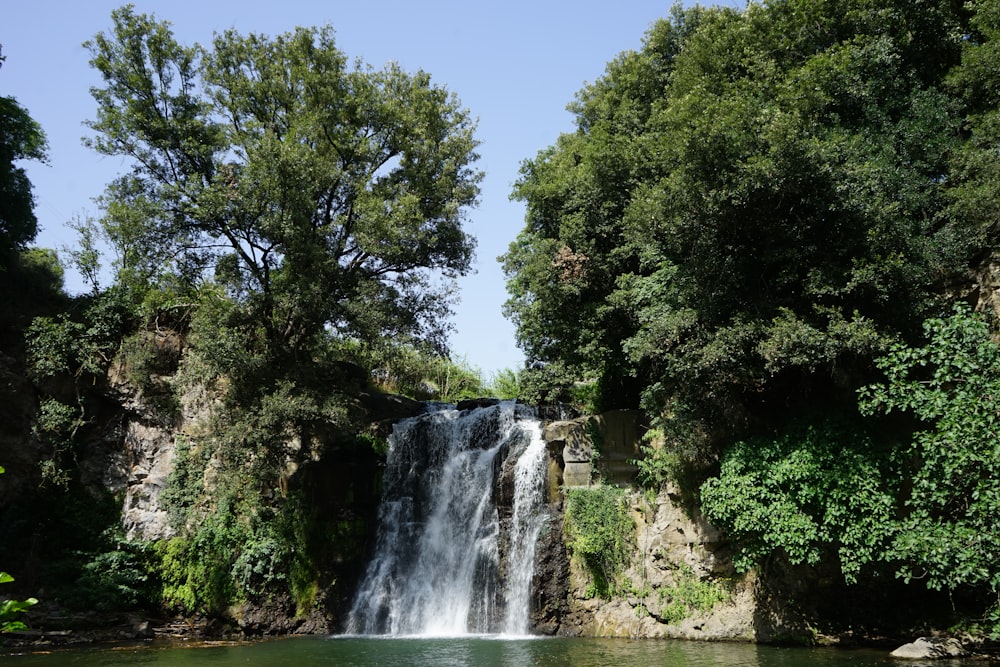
503;0;1000;636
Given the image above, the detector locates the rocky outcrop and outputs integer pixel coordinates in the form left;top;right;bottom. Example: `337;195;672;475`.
554;482;761;641
530;515;570;634
107;339;222;541
120;419;178;541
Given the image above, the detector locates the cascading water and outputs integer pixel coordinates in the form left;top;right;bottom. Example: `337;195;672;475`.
501;419;549;635
346;401;549;636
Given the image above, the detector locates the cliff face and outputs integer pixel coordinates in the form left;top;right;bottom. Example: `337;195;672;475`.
101;352;422;632
536;411;810;643
0;323;427;638
0;351;43;506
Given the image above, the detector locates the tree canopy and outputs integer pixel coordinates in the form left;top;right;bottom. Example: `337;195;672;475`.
504;0;989;439
85;6;481;368
503;0;1000;631
0;84;48;254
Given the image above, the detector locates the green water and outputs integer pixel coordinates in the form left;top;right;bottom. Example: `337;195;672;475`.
2;636;902;666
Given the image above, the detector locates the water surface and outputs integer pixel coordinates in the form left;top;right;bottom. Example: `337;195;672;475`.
3;635;903;666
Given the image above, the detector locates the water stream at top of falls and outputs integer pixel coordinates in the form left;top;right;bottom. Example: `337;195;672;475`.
345;401;549;636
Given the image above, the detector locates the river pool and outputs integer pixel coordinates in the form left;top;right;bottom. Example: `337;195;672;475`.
2;635;907;666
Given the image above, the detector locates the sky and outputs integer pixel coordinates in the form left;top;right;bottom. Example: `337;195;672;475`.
3;0;681;378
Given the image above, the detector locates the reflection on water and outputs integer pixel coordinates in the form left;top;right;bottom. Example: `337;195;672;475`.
1;635;898;666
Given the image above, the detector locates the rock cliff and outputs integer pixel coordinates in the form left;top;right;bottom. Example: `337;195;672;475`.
537;411;809;642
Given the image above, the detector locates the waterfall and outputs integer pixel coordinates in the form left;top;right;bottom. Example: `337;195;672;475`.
501;419;548;635
346;401;549;636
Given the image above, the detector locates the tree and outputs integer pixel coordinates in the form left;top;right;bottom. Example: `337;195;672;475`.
944;0;1000;265
84;7;481;369
502;4;706;408
0;61;48;254
504;0;975;448
700;420;897;583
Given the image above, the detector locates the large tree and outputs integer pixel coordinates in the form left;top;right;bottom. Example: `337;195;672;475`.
504;0;977;440
85;7;481;365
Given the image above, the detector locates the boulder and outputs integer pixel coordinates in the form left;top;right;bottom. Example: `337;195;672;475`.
890;637;967;660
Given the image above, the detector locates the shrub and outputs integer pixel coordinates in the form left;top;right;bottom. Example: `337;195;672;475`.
700;420;897;583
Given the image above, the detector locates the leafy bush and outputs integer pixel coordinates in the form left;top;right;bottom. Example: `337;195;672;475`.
31;398;83;487
158;512;247;614
859;304;1000;632
700;420;897;583
63;529;159;612
0;571;37;633
656;564;728;625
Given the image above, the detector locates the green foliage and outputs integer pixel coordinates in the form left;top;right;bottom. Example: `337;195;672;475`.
32;397;83;487
700;419;897;583
632;427;691;492
26;315;92;380
0;571;37;633
485;367;522;400
158;511;246;613
503;0;980;454
26;289;136;485
655;564;728;625
27;289;134;382
564;485;634;598
0;247;68;354
157;487;334;616
513;360;580;406
157;436;206;529
355;432;389;456
0;93;48;253
16;248;63;294
699;304;1000;633
85;7;481;366
62;529;159;612
64;215;103;294
359;343;485;402
116;330;182;418
859;304;1000;618
159;424;344;616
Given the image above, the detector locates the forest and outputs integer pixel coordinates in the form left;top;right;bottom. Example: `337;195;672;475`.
2;0;1000;643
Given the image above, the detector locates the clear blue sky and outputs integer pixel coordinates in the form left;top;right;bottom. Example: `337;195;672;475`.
3;1;682;377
